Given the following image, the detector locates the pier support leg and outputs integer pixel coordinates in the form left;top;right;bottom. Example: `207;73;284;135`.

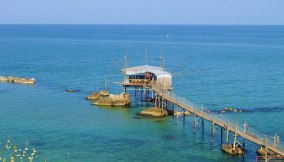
221;127;223;144
183;113;185;125
233;121;238;154
210;122;215;145
226;120;230;144
201;118;204;134
193;115;196;133
242;139;245;155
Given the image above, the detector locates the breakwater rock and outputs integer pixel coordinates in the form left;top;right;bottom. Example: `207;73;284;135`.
87;90;131;106
0;76;36;84
86;90;110;100
139;107;168;117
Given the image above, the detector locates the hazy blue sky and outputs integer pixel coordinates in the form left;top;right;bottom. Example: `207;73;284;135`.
0;0;283;24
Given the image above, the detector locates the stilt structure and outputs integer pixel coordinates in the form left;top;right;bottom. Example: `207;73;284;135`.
119;54;284;158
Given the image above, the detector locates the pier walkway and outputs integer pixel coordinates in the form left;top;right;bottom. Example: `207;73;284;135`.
150;82;284;156
122;80;284;156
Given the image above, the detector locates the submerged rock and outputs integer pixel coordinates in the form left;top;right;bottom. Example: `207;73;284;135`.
222;107;241;113
139;107;168;117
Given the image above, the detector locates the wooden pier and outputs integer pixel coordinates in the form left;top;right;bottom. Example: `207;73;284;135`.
119;52;284;158
121;79;284;157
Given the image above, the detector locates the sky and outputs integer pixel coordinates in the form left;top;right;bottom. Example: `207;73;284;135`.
0;0;283;25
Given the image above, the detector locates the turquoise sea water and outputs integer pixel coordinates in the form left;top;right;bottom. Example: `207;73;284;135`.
0;25;284;161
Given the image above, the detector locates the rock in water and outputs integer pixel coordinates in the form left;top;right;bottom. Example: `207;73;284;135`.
0;76;35;84
86;90;109;100
139;107;168;117
94;93;131;106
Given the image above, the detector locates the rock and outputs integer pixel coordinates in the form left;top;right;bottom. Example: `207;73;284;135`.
66;90;75;92
174;111;190;116
139;107;168;117
222;144;243;155
99;90;109;96
87;91;103;100
0;76;35;84
223;107;241;113
94;93;131;106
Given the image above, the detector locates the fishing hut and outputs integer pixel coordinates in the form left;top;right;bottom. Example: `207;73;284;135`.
122;65;172;102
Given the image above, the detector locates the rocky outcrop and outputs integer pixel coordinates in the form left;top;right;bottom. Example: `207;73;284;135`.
222;144;243;155
94;93;131;106
221;107;242;113
174;111;190;116
0;76;36;84
139;107;168;117
87;90;131;106
86;90;110;100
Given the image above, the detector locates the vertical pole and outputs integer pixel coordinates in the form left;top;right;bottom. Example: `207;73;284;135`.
264;136;268;162
193;115;196;133
160;47;164;69
226;120;229;144
183;113;185;125
201;118;204;134
104;76;107;91
211;121;215;145
233;121;238;154
221;127;223;144
146;48;148;66
155;93;158;107
242;139;245;155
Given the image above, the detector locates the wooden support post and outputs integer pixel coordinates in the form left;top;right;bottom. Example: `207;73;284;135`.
221;127;223;144
274;133;279;147
242;139;245;155
165;101;168;110
193;115;196;133
233;121;238;154
226;120;229;144
183;112;185;125
122;85;126;93
158;96;160;108
264;136;268;162
210;121;215;145
201;118;204;134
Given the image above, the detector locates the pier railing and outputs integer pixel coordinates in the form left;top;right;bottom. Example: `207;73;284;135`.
151;82;284;154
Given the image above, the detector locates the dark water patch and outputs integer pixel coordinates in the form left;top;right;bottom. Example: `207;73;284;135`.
30;140;47;147
161;134;176;141
133;116;143;119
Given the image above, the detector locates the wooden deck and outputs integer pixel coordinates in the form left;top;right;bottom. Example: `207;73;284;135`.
149;82;284;157
121;80;284;156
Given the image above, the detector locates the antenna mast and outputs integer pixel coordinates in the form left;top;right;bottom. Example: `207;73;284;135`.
104;75;107;91
124;48;128;81
146;48;148;66
160;47;164;70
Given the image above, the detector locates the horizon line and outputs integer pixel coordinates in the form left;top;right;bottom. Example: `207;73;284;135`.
0;23;284;26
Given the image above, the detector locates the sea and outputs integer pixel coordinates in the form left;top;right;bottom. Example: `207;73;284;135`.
0;25;284;162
